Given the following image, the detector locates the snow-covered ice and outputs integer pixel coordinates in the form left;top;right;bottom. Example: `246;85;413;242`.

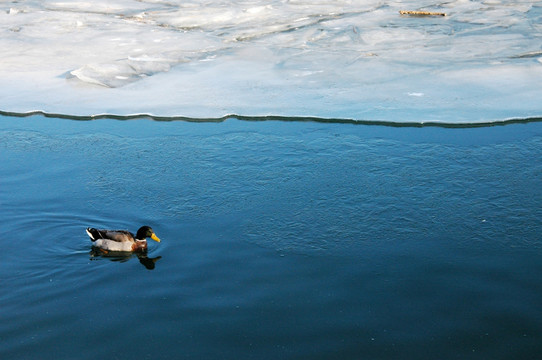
1;0;541;123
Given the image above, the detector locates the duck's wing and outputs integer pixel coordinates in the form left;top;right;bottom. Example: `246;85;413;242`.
86;228;135;242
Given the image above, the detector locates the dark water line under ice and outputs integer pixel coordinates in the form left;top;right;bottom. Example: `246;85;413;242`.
1;110;542;128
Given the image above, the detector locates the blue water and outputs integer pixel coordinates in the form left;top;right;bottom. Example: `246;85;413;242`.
1;115;542;359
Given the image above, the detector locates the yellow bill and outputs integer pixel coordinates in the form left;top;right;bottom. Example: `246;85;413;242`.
151;233;161;242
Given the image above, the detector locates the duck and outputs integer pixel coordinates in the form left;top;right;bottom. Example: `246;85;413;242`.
86;225;161;252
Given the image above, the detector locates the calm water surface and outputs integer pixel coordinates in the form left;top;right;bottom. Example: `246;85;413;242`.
1;116;542;359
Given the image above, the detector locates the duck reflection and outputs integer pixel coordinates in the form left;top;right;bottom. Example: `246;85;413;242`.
90;247;162;270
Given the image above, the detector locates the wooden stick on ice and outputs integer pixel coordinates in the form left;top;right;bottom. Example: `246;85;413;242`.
399;10;447;17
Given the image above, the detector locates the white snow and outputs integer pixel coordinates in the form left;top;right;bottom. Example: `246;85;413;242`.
1;0;541;123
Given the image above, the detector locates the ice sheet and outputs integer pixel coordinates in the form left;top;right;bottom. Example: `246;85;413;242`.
1;0;541;123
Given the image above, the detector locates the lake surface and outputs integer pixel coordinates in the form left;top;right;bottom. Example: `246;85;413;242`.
1;115;542;359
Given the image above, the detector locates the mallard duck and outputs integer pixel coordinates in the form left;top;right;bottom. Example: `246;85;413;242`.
86;226;161;252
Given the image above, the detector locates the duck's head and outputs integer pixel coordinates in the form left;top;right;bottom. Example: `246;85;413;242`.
136;226;161;242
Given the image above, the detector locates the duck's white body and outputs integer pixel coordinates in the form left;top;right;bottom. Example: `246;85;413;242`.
91;238;146;252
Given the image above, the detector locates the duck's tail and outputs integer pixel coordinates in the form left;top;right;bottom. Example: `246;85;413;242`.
86;227;101;241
